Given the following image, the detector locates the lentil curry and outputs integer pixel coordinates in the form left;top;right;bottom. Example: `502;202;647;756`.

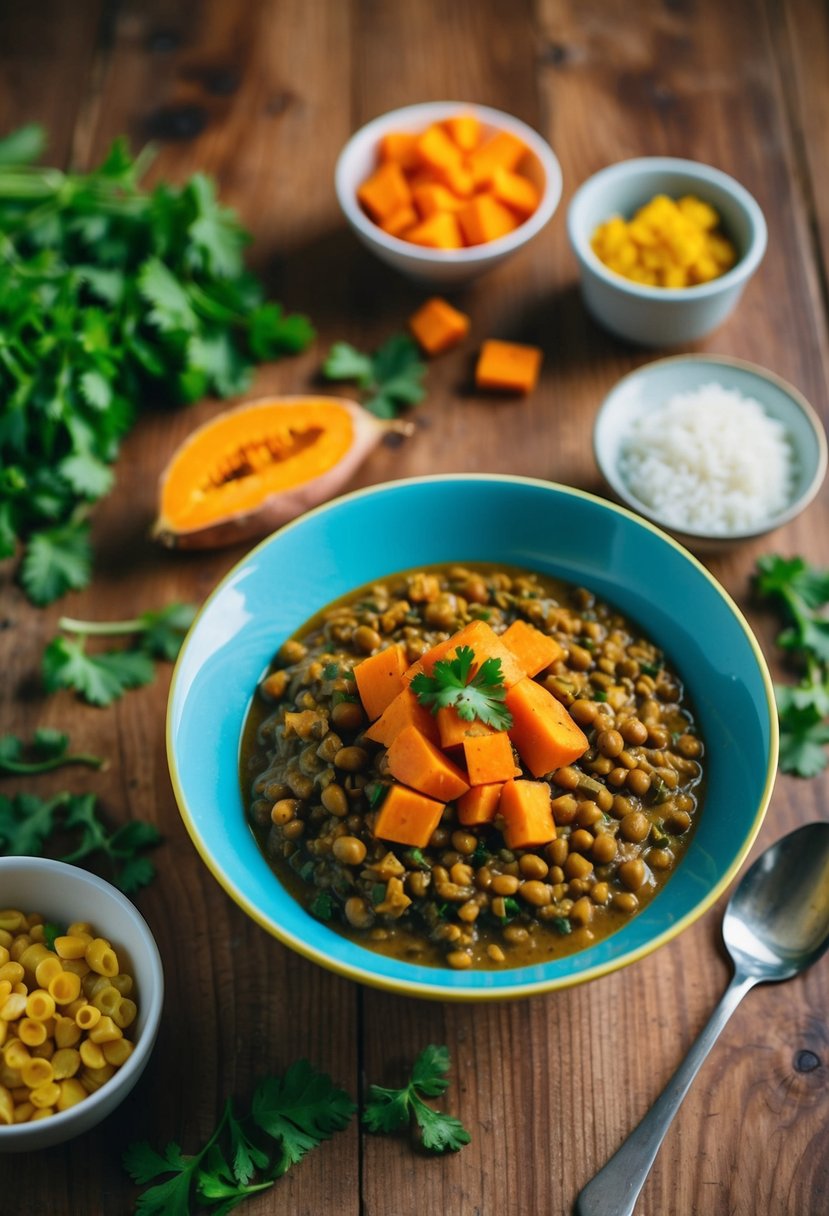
241;564;704;971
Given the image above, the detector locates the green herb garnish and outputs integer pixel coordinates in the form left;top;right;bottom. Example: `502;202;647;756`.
499;896;521;923
43;921;64;950
42;602;196;706
0;127;313;604
309;891;333;921
411;645;512;730
322;662;340;680
123;1061;355;1213
0;728;104;776
362;1044;471;1154
322;333;426;419
755;554;829;777
0;791;160;892
552;916;572;935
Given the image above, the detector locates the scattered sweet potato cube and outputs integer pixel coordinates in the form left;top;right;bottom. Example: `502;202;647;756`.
463;731;520;786
357;161;412;223
457;782;503;827
475;339;543;394
499;779;556;849
353;644;407;720
505;678;589;777
500;619;564;677
387;724;470;802
409;297;471;355
373;784;445;848
363;688;440;747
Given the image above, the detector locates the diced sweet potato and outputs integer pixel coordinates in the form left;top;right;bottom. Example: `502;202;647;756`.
475;339;543;395
444;114;481;152
412;182;465;218
436;706;494;750
373;784;445;848
468;130;527;186
353;644;407;721
405;211;464;249
363;688;440;747
409;297;470;356
457;194;518;245
506;678;589;777
416;123;463;175
380;204;418;237
490;166;541;219
463;731;520;786
379;131;420;170
386;724;470;802
406;619;525;687
500;619;563;677
357;161;412;223
457;782;503;827
499;779;556;849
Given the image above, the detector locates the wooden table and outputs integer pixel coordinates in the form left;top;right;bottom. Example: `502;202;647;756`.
2;2;828;1213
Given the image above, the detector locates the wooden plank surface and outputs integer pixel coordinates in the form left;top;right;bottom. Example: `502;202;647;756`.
1;1;828;1213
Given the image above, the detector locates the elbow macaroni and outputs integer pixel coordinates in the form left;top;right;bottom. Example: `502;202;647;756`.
0;910;139;1126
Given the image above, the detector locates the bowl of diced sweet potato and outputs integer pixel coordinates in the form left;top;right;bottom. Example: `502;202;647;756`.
335;101;562;284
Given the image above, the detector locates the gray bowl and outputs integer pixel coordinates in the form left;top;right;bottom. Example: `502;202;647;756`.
568;157;767;346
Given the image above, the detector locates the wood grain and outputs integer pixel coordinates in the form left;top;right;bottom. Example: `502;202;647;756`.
1;1;828;1213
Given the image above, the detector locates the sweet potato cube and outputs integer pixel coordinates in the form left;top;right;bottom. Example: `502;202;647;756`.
457;195;518;245
357;161;412;223
439;159;475;198
379;131;420;170
490;166;541;219
407;619;525;688
373;784;445;848
499;779;556;849
475;339;543;394
445;114;481;152
379;204;418;237
405;211;464;249
363;688;440;747
437;706;494;750
416;123;463;174
387;725;470;802
409;297;471;355
353;645;408;720
463;731;520;786
501;619;564;677
505;678;589;777
457;782;503;827
468;130;528;186
413;182;465;219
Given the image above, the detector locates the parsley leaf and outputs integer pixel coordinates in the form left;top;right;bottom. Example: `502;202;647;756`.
0;728;104;775
322;333;426;419
755;554;829;777
0;790;160;892
19;523;93;606
411;645;512;729
124;1063;355;1213
42;602;196;706
363;1044;470;1154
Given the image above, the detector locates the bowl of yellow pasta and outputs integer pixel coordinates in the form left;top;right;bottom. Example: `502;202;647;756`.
567;157;767;346
0;857;163;1151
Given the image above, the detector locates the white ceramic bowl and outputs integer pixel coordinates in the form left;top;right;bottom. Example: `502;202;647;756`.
593;354;828;551
0;858;164;1152
335;101;562;284
567;157;767;346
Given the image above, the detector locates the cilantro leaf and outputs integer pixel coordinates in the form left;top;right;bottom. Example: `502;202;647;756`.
251;1059;356;1173
123;1140;204;1216
0;791;67;856
411;645;512;729
322;333;426;419
0;728;104;775
19;523;93;606
363;1045;470;1154
0;122;46;165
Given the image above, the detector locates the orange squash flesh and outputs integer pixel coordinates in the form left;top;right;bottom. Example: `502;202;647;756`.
154;396;401;550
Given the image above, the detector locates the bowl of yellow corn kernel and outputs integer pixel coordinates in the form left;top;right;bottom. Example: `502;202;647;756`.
0;857;163;1151
567;157;767;346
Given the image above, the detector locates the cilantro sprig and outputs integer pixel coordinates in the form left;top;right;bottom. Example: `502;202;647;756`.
411;645;512;730
0;728;104;775
42;602;196;706
0;790;160;892
755;554;829;777
0;126;314;605
362;1044;471;1154
123;1061;356;1214
322;333;426;419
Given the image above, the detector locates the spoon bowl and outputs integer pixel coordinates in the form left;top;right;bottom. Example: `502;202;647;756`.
576;821;829;1216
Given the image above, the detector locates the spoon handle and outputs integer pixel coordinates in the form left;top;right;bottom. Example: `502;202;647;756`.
575;970;756;1216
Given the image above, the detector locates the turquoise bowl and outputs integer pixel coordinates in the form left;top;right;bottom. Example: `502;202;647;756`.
167;475;777;1001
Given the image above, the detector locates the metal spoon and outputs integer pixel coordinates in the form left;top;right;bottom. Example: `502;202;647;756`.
576;820;829;1216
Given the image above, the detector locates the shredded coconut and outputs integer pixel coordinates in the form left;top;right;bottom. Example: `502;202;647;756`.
618;382;795;534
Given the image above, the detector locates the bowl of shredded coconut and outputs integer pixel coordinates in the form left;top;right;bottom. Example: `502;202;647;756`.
593;355;827;550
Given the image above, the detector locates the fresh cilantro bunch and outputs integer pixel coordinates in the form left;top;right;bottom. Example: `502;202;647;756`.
755;554;829;777
0;728;104;775
322;333;426;418
362;1044;471;1153
43;602;196;706
0;789;160;892
0;125;314;604
411;645;512;729
123;1060;356;1214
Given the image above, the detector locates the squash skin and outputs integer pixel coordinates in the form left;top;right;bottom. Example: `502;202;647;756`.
153;396;401;550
